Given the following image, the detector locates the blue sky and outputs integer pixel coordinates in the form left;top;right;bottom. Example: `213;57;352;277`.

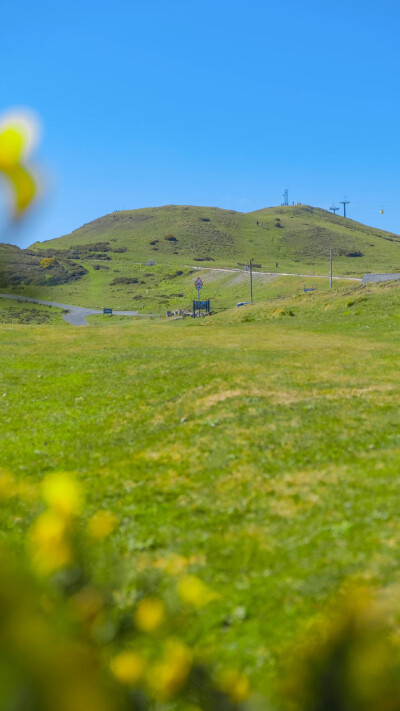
2;0;399;246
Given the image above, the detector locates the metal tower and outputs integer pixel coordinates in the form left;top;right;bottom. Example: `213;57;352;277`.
340;200;350;218
329;205;339;214
283;189;288;206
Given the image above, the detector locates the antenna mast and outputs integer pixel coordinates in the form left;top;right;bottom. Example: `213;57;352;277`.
282;189;288;206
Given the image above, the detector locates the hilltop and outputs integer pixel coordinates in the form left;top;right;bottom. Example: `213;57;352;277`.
1;204;400;311
32;204;400;275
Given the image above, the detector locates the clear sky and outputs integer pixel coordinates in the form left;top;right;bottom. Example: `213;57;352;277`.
2;0;399;247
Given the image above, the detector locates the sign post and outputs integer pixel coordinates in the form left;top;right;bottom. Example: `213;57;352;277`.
193;278;210;317
194;277;203;317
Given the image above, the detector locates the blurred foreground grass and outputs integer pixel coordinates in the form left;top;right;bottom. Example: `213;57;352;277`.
2;281;400;707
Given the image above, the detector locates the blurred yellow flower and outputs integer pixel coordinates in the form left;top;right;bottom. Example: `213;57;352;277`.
154;553;188;575
70;587;104;624
0;110;40;218
217;669;250;703
111;651;146;685
30;511;72;574
177;575;218;608
42;473;82;519
0;471;14;501
134;598;165;633
149;638;192;699
87;510;118;540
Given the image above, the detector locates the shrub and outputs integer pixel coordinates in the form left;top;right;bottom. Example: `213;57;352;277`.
111;277;139;285
40;257;56;269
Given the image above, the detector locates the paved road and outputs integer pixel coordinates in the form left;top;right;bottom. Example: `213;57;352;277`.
0;294;139;326
185;265;362;282
134;261;362;282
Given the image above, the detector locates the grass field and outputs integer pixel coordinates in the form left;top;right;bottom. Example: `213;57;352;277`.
2;280;400;692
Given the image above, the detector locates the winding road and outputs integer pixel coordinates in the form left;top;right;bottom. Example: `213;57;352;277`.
0;294;139;326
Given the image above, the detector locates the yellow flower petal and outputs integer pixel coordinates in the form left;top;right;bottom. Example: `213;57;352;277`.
177;575;218;608
87;510;118;540
42;473;82;518
134;598;165;633
111;651;146;685
0;110;40;216
218;669;250;703
149;638;192;699
30;511;72;574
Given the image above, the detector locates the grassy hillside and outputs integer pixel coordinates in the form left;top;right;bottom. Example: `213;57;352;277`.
1;204;400;311
0;297;66;324
32;204;400;278
2;279;400;690
0;246;352;313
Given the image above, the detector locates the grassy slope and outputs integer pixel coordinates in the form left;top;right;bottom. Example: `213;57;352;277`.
0;298;66;324
2;279;400;688
0;203;397;312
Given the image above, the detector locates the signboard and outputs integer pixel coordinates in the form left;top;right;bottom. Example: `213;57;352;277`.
103;308;113;315
194;277;203;288
193;299;210;317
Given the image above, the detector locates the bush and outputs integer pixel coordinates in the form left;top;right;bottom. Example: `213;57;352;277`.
111;277;139;285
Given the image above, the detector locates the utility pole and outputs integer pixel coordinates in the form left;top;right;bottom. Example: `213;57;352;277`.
329;205;339;215
330;249;333;289
340;200;350;218
237;260;262;304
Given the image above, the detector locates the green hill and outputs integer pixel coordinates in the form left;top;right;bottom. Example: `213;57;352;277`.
1;204;400;311
32;204;400;275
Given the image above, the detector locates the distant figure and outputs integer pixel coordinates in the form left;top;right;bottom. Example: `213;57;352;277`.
260;222;263;228
276;262;278;268
256;221;259;226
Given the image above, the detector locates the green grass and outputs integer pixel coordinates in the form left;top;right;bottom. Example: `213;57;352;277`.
0;298;66;324
2;280;400;689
